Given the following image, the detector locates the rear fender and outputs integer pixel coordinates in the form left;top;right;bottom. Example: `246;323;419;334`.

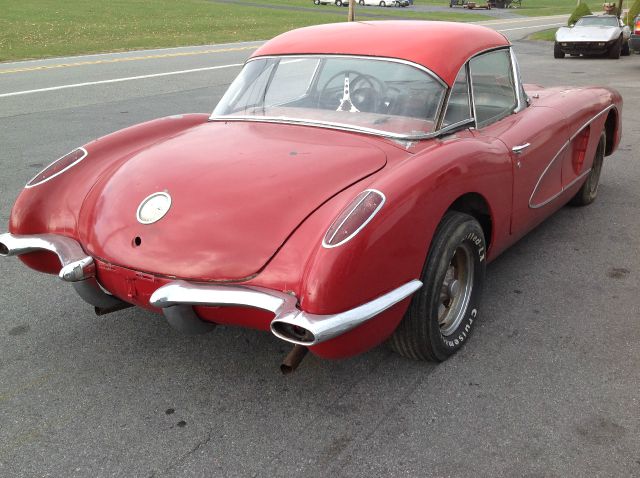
9;114;209;274
287;133;512;358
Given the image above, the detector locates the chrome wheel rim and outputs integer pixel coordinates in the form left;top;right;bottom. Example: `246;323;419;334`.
438;243;475;336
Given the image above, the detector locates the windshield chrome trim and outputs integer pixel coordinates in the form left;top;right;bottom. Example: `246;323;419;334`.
438;62;474;131
510;47;528;113
210;54;448;141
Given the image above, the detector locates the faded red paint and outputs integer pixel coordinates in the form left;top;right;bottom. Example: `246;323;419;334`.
7;23;623;360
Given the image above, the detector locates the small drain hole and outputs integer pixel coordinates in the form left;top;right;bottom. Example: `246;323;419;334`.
133;236;142;247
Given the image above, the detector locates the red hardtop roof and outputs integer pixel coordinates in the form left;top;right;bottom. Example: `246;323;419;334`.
251;21;510;86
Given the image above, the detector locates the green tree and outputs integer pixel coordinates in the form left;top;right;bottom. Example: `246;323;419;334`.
626;0;640;26
568;2;592;26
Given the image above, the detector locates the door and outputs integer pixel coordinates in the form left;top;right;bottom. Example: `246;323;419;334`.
468;49;568;235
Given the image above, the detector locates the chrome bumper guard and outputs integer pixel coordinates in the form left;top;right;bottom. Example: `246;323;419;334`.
0;232;125;310
150;279;423;346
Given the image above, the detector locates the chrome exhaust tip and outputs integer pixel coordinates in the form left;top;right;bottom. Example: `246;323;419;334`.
270;280;424;347
271;322;316;345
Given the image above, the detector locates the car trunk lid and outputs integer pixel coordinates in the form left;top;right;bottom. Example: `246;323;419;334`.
79;121;387;281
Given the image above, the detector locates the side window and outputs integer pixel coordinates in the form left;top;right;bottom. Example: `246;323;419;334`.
469;49;517;128
443;66;472;127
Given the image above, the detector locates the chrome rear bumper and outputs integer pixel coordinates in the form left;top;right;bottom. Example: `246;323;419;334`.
0;232;95;281
0;232;126;310
2;232;423;345
151;279;423;346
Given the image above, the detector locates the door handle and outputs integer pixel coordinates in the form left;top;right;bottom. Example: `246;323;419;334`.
512;143;531;154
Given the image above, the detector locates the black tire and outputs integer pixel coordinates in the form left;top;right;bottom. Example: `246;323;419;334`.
359;0;364;4
389;212;486;361
554;42;565;59
609;37;621;59
314;0;321;4
622;40;630;56
335;0;343;5
569;130;606;207
380;1;386;5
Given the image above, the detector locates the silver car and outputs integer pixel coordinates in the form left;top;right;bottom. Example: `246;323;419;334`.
555;15;631;59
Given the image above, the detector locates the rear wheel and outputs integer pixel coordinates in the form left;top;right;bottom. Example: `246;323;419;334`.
554;42;565;59
380;1;386;5
389;212;486;361
569;130;606;207
314;0;321;4
359;0;364;4
609;37;621;59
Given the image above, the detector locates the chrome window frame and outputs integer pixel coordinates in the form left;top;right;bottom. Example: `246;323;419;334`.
466;46;523;129
210;54;448;141
439;62;473;130
437;45;527;133
510;47;528;113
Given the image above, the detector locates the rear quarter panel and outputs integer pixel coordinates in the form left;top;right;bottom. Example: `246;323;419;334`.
260;131;513;358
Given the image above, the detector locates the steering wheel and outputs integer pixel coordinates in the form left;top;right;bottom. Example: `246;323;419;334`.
318;70;386;113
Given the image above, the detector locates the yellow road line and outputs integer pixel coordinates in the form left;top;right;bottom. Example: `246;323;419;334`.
0;45;258;75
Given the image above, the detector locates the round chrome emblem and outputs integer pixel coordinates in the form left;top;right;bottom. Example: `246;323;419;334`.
136;192;172;224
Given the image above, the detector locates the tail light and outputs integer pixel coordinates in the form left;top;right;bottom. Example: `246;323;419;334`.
635;18;640;35
323;189;385;248
26;147;87;188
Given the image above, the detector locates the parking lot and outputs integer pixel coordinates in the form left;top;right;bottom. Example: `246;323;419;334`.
0;18;638;478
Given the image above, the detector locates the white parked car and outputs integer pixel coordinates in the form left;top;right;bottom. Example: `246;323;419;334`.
555;15;631;59
358;0;395;6
313;0;348;6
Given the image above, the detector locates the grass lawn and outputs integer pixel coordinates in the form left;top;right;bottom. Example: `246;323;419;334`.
0;0;489;62
2;0;623;62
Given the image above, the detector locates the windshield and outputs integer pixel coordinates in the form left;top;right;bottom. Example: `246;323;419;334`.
212;56;446;138
575;16;619;27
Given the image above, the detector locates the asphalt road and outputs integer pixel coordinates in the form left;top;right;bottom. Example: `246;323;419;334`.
1;16;638;478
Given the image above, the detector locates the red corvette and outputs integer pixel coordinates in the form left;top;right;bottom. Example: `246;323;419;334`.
0;22;622;370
